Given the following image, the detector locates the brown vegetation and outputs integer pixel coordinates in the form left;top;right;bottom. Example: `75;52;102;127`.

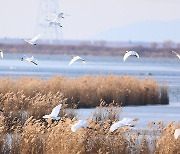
0;42;178;57
0;115;179;154
0;75;169;111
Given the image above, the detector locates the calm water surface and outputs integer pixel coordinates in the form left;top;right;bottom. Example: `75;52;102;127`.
0;54;179;126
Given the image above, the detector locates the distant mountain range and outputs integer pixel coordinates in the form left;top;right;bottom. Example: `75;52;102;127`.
94;20;180;42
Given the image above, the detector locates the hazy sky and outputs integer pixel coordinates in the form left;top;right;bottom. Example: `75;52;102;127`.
0;0;180;41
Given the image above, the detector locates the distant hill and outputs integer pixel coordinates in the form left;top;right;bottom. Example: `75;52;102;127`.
94;20;180;42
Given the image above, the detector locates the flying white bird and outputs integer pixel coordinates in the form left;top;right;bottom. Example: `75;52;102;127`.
110;118;134;132
0;50;3;58
43;104;62;120
172;51;180;59
71;120;88;132
23;34;41;45
123;51;140;62
21;56;38;65
46;13;63;28
174;129;180;139
68;56;86;65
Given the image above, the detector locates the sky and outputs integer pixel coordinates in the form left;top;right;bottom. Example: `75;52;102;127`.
0;0;180;42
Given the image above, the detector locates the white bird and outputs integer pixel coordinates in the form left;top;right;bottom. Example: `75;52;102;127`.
174;129;180;139
123;51;140;62
68;56;86;65
21;56;38;65
43;104;62;120
46;13;63;28
23;34;41;45
71;120;88;132
110;118;134;132
172;51;180;59
0;50;3;58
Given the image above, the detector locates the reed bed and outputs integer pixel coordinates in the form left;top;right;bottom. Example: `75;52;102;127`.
0;115;179;154
0;75;169;112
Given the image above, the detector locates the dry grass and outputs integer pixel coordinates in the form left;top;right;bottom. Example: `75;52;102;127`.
0;75;169;111
0;116;179;154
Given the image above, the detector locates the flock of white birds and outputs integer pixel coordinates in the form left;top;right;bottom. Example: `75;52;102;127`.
42;103;180;139
0;12;179;139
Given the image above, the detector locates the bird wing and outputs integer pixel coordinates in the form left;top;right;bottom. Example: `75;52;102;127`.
71;120;87;132
31;61;38;65
123;52;132;62
172;51;180;59
121;118;133;125
123;51;139;62
110;121;125;132
69;56;81;65
30;34;41;42
0;51;3;58
50;104;62;117
174;129;180;139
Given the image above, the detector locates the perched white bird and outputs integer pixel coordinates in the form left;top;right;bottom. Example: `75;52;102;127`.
110;118;134;132
23;34;41;45
123;51;140;62
174;129;180;139
71;120;88;132
172;51;180;59
21;56;38;65
0;50;3;58
43;104;62;120
69;56;86;65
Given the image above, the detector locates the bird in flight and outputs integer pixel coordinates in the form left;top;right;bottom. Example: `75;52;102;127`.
71;120;88;132
21;55;38;65
46;13;63;28
174;129;180;139
110;118;135;132
172;51;180;59
69;56;86;65
0;50;3;58
43;104;62;120
23;34;41;45
123;51;140;62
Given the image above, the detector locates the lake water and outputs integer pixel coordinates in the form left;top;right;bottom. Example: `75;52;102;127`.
0;54;179;127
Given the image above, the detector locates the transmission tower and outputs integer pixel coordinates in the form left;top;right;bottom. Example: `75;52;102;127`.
34;0;63;43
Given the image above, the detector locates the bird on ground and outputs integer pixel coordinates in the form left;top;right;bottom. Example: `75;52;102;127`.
21;56;38;65
110;118;134;132
0;50;3;58
174;129;180;139
23;34;41;45
172;51;180;59
68;56;86;65
43;104;62;120
123;51;140;62
71;120;88;132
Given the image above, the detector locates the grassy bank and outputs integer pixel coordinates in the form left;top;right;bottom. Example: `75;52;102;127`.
0;75;169;112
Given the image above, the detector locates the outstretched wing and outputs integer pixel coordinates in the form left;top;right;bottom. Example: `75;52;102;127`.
50;104;62;117
69;56;81;65
172;51;180;59
30;34;41;42
123;51;139;62
0;51;3;58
